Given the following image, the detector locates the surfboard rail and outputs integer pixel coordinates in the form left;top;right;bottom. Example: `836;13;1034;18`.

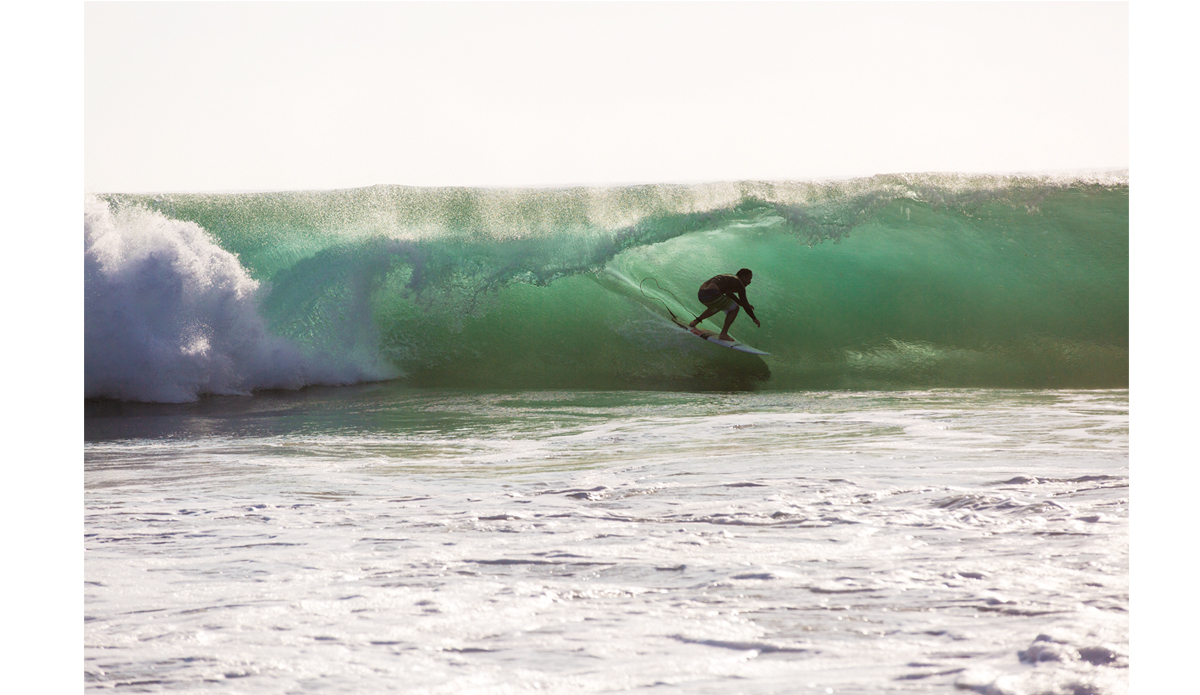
670;318;770;355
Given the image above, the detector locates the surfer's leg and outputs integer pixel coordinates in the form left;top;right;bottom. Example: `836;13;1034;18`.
689;306;718;327
693;292;732;327
718;306;739;341
693;289;729;327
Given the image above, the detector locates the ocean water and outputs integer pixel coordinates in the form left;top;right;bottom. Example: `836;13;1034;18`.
84;174;1128;693
86;173;1127;400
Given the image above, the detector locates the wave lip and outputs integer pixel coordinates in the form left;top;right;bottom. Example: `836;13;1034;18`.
84;196;393;403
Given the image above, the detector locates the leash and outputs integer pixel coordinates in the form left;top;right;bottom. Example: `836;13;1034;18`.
639;277;698;322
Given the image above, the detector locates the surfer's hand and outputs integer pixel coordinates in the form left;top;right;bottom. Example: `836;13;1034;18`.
753;318;761;327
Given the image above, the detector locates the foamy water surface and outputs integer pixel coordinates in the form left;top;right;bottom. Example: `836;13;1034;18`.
85;388;1128;693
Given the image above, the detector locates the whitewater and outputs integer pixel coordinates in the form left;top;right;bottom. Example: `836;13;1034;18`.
85;173;1127;694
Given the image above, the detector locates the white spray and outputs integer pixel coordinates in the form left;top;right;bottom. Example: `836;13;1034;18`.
84;196;395;402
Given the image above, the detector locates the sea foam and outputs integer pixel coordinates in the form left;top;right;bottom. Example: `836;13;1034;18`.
84;196;392;402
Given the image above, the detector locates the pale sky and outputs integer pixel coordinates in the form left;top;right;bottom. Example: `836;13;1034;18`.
84;1;1129;193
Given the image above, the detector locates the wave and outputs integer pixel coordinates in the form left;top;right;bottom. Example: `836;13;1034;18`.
87;172;1128;401
84;199;395;402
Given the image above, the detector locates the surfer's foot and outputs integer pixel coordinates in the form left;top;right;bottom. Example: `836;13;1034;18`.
718;334;733;342
688;320;699;328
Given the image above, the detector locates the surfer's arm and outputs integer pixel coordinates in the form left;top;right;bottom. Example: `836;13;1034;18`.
732;291;761;326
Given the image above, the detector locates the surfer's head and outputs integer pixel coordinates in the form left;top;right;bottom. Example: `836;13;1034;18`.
736;268;753;285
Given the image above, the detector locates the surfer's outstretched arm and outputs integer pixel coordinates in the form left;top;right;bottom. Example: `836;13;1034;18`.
744;304;760;327
733;291;761;327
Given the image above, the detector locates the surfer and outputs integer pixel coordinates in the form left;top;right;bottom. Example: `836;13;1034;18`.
688;269;760;342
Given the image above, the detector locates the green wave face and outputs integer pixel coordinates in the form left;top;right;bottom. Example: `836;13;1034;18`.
103;174;1128;391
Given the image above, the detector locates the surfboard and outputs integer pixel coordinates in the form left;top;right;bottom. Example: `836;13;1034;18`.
671;317;770;355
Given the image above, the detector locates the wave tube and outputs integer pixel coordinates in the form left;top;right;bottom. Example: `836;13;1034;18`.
88;173;1128;400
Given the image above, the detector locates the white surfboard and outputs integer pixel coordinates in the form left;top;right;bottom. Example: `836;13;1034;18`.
671;318;770;355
